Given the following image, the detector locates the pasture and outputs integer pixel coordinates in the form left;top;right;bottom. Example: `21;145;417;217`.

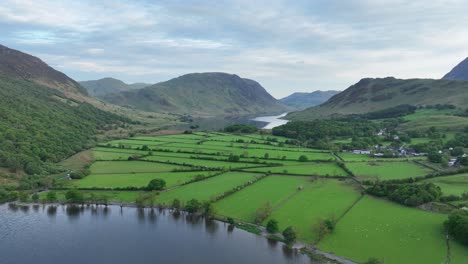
423;173;468;196
346;161;431;181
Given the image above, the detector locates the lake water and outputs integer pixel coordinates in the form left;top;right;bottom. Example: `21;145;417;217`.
0;204;311;264
252;113;289;129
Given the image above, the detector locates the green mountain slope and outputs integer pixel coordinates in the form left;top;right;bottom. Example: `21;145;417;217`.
102;72;288;116
0;44;87;96
287;77;468;120
80;77;150;98
0;74;130;176
443;57;468;80
280;90;340;110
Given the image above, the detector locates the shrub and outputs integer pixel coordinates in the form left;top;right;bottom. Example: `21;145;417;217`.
444;210;468;246
185;199;201;214
266;219;279;233
282;226;297;244
146;179;166;191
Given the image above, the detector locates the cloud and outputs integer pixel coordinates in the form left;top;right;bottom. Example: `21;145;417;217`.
1;0;468;97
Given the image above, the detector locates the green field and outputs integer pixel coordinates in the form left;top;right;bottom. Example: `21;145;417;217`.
423;173;468;196
265;179;361;243
318;196;451;264
151;172;261;205
142;155;264;169
39;190;141;203
214;176;311;222
90;161;190;174
243;163;348;176
347;161;431;181
72;171;210;189
337;153;372;161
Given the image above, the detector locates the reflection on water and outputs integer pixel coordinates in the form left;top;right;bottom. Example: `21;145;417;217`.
252;112;289;129
0;204;310;264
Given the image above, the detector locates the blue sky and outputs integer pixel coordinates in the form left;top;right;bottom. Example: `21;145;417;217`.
1;0;467;98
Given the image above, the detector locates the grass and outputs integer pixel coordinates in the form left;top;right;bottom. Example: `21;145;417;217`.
72;171;210;189
243;163;348;176
318;195;450;264
346;161;431;181
403;108;455;121
151;172;260;205
423;173;468;196
214;176;311;222
336;153;372;161
90;161;190;174
265;179;361;243
92;150;138;161
142;155;264;169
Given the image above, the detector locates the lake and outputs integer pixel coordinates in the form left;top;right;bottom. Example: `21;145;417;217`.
252;112;289;129
0;204;311;264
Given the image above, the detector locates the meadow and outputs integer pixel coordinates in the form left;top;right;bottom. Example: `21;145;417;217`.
346;161;432;181
46;132;467;264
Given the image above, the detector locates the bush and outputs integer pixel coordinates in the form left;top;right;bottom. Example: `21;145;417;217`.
227;217;235;225
185;199;201;214
65;189;85;204
266;219;279;233
298;155;308;162
444;210;468;246
146;179;166;191
46;191;57;203
282;226;297;244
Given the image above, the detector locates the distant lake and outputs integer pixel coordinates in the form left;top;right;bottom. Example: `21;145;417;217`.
0;204;310;264
252;113;289;129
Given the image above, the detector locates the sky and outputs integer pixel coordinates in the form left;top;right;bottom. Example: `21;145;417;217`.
1;0;468;98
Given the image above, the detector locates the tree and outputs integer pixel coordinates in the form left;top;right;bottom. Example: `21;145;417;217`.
65;189;85;204
298;155;308;162
172;199;181;210
31;193;39;203
147;179;166;191
46;191;57;203
202;201;215;217
444;209;468;246
228;154;240;162
312;220;330;242
266;219;279;233
255;202;272;224
185;199;201;214
282;226;296;244
19;192;29;203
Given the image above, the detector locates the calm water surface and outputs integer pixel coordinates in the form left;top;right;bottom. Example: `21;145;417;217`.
0;204;311;264
252;113;289;129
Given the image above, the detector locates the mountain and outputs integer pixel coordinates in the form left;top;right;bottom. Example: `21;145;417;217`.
443;57;468;80
280;90;340;110
0;44;87;97
80;77;150;98
102;72;288;116
287;77;468;120
0;44;130;175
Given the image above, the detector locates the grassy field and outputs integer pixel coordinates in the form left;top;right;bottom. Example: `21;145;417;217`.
243;163;348;176
39;190;141;203
346;161;431;181
423;173;468;196
142;155;264;169
151;172;261;205
72;171;210;189
265;179;362;243
214;176;312;222
90;161;190;174
318;196;450;264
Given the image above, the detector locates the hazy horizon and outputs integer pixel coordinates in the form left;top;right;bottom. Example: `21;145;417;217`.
1;0;468;98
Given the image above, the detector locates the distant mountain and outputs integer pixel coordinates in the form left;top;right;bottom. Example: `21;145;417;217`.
287;77;468;120
443;57;468;80
280;90;340;110
80;77;150;98
0;44;87;96
102;72;288;116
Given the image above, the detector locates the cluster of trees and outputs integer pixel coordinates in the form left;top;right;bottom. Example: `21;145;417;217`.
445;210;468;246
344;104;417;120
265;219;297;244
367;183;442;206
0;76;132;175
224;124;258;133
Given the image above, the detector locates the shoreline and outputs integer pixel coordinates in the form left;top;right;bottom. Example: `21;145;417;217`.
4;201;356;264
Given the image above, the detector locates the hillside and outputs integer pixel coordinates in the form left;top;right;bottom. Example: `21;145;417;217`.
0;74;130;176
280;90;340;110
287;77;468;120
0;44;87;97
443;57;468;80
80;77;150;98
102;72;288;116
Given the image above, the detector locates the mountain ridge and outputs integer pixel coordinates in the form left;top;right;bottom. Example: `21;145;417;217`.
102;72;289;116
280;90;340;110
443;57;468;80
80;77;151;98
